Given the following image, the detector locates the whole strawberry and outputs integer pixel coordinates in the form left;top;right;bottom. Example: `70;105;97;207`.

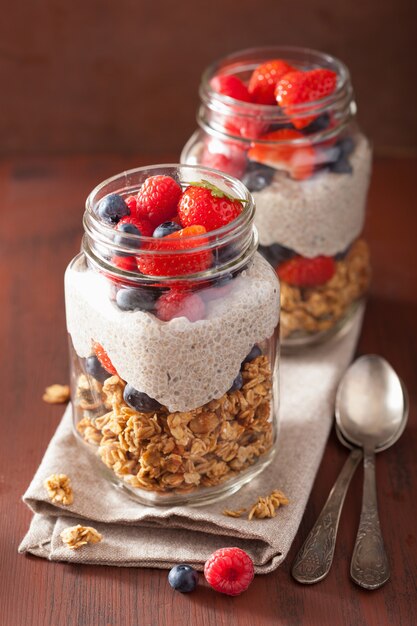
275;69;337;129
178;181;244;232
277;255;336;287
204;547;254;596
135;175;182;227
136;225;212;277
248;59;295;105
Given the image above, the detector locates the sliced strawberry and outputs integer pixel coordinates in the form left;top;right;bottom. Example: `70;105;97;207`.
136;225;212;277
248;129;315;180
248;59;295;105
275;68;337;129
93;342;118;375
277;255;336;287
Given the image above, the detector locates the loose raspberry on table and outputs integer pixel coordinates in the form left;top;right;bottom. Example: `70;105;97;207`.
204;547;255;596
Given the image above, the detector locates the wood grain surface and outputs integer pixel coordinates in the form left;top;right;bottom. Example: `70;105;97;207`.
0;0;416;157
0;155;416;626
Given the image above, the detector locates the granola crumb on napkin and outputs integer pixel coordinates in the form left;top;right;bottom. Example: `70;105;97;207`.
60;525;102;549
44;473;74;505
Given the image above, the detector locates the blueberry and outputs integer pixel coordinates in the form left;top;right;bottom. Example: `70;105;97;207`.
153;221;182;238
85;355;109;383
242;162;275;192
243;345;262;363
329;157;353;174
116;287;157;312
302;113;331;135
114;222;142;255
123;384;162;412
97;193;130;225
334;244;351;261
229;372;243;392
338;136;355;156
168;564;198;593
259;243;295;267
213;243;237;266
214;272;233;288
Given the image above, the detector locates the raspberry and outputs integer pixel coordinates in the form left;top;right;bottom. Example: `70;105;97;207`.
136;175;182;227
275;69;337;129
178;181;244;232
210;74;251;102
201;148;247;179
204;547;254;596
136;225;212;277
117;215;154;237
156;289;205;322
93;342;118;375
248;129;316;180
277;255;336;287
248;59;295;105
125;195;138;214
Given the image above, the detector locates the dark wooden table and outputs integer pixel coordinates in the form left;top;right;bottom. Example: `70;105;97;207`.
1;155;416;626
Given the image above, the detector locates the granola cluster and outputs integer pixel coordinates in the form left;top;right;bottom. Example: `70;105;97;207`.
60;524;102;549
42;384;70;404
280;239;371;339
223;489;289;520
44;473;74;505
75;356;274;495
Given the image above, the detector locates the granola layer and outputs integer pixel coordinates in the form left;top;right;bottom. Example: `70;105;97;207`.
76;355;275;495
280;239;370;339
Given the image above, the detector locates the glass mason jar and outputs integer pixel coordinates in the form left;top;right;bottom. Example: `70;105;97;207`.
181;46;372;348
65;164;280;506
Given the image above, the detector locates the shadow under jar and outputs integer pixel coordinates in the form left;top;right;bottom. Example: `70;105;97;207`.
181;46;372;349
65;164;280;506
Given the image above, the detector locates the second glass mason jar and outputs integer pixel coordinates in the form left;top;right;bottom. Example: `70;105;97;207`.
181;46;372;348
65;164;280;506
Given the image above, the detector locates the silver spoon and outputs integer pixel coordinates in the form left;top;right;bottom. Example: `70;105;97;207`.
292;360;408;586
336;355;407;590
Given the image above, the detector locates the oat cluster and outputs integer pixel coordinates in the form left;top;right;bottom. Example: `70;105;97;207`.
76;356;274;495
42;384;70;404
223;489;289;520
44;473;74;505
280;238;370;338
60;524;102;549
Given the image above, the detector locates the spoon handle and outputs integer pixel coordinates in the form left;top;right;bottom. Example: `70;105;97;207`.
292;448;362;584
350;449;390;589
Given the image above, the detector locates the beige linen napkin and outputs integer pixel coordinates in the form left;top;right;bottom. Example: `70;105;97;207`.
19;308;363;574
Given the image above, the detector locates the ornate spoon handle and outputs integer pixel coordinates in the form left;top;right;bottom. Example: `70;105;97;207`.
292;448;362;584
350;448;390;589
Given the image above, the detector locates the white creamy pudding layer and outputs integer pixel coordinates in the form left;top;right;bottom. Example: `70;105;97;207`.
252;135;372;257
65;254;280;413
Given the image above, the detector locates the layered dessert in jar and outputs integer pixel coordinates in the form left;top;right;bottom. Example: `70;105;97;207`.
65;165;280;505
181;46;372;347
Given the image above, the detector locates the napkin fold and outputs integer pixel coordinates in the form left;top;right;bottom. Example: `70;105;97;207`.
19;308;363;573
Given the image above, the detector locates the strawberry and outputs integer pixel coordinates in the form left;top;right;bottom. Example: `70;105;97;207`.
111;254;138;272
277;255;336;287
178;181;244;232
201;147;247;179
93;342;118;375
117;215;154;237
248;129;315;180
156;289;205;322
136;225;212;277
275;68;337;129
135;175;182;227
210;74;251;102
248;59;295;105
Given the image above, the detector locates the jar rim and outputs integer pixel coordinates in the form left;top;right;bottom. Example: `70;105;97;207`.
83;163;257;283
199;45;354;140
